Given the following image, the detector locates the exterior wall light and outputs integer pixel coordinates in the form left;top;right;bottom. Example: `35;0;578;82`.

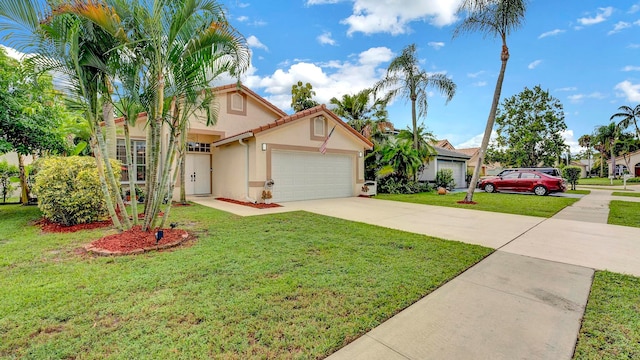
262;143;267;151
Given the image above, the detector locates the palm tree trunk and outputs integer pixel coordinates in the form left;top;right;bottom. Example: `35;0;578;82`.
96;124;131;230
411;97;418;181
123;122;138;225
464;45;509;202
90;136;123;230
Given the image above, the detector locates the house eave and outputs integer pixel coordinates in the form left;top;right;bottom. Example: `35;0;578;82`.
213;132;254;147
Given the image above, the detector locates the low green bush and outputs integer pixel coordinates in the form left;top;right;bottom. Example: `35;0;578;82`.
563;166;581;190
435;169;455;190
32;156;121;226
378;177;431;194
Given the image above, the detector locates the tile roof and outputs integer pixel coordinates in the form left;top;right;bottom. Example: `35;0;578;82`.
456;147;480;156
214;104;374;149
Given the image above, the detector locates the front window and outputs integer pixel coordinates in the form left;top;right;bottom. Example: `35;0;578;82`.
117;139;146;182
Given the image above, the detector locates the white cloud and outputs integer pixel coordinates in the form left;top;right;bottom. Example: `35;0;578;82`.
568;92;607;103
629;3;640;13
577;7;613;26
0;44;28;60
247;35;268;51
454;131;498;149
337;0;461;35
608;21;631;35
622;65;640;71
538;29;565;39
237;16;249;22
528;60;542;69
238;2;250;7
467;70;485;78
242;47;395;111
615;80;640;102
472;81;487;87
628;43;640;49
306;0;344;4
427;41;445;50
561;130;582;154
317;32;337;46
555;87;578;92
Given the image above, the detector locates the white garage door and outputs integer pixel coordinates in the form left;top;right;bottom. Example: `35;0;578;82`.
271;151;353;202
437;160;465;188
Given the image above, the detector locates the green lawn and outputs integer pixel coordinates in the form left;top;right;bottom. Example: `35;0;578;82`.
0;204;491;359
577;177;638;186
573;271;640;359
567;189;591;195
608;200;640;228
612;191;640;197
375;191;579;218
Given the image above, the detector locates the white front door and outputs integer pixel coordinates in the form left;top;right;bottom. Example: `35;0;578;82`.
271;150;353;202
185;153;211;195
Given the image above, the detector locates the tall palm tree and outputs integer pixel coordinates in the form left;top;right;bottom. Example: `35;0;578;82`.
593;123;619;177
0;0;131;230
396;124;437;162
374;44;456;151
611;104;640;139
578;134;592;177
454;0;527;202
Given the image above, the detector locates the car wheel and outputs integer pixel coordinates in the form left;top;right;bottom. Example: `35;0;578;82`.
534;185;548;196
484;183;495;193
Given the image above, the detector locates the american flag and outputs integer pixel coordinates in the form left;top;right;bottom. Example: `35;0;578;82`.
319;125;336;154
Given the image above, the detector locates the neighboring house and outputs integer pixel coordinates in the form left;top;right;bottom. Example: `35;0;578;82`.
607;149;640;177
571;160;589;178
456;147;503;176
116;84;373;203
419;146;471;188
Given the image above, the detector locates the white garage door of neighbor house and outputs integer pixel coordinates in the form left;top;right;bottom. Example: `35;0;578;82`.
437;160;464;188
185;153;211;195
271;151;353;202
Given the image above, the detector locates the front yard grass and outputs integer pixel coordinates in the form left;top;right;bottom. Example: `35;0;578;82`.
376;191;579;218
608;200;640;228
0;204;491;359
612;191;640;198
573;271;640;359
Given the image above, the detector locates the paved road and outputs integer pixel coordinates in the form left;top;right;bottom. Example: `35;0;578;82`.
190;189;640;359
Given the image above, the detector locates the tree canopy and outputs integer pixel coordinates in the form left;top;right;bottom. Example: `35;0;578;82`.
0;47;68;156
486;85;567;167
291;81;319;112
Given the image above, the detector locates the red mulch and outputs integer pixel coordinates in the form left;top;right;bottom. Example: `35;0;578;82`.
36;218;114;233
456;200;477;205
89;225;187;252
216;197;281;209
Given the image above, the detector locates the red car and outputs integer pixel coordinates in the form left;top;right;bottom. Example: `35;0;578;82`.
479;170;566;196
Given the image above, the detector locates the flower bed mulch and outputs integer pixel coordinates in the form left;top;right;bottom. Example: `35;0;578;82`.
85;226;190;256
36;218;114;233
456;200;477;205
216;197;281;209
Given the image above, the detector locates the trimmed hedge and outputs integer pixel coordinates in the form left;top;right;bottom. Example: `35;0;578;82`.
32;156;121;226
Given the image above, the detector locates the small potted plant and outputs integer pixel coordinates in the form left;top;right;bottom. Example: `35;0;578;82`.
261;190;273;204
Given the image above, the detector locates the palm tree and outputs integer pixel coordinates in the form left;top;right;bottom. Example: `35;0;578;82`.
374;44;456;151
593;123;620;177
578;134;592;177
454;0;527;202
611;104;640;139
330;88;393;141
396;124;437;161
0;0;131;230
376;139;424;181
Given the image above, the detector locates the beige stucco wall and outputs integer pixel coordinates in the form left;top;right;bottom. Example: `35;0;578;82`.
212;139;256;200
0;152;34;167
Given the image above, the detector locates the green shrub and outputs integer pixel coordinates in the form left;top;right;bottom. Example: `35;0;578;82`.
563;166;581;190
378;178;431;194
435;169;456;190
626;177;640;183
0;160;19;203
32;156;121;226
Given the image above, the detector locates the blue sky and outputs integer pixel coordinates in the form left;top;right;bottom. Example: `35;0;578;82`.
2;0;640;152
223;0;640;152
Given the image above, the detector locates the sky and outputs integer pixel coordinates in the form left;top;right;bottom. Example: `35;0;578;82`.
2;0;640;153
